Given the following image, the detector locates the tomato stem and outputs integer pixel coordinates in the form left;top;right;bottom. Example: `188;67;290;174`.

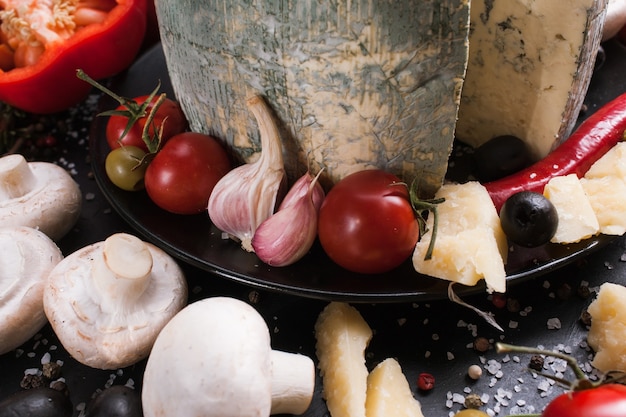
76;69;133;106
140;93;167;154
409;180;444;260
75;68;165;152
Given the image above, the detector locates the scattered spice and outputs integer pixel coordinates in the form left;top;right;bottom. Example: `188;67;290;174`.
468;364;483;380
417;372;435;391
464;392;484;409
556;283;573;300
506;297;521;313
19;374;45;389
491;293;507;309
0;102;62;159
473;337;491;353
528;354;545;372
42;362;62;380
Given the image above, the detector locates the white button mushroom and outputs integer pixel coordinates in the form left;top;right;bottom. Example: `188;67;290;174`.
0;226;63;355
0;154;82;241
43;233;188;370
142;297;315;417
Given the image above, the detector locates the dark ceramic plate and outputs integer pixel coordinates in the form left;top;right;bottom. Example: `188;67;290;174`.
89;42;623;302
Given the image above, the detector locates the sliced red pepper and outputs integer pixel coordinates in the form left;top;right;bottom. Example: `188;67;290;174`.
484;92;626;213
0;0;148;114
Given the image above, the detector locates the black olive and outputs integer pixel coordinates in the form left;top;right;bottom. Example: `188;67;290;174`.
473;135;533;182
0;387;72;417
500;191;559;248
85;385;143;417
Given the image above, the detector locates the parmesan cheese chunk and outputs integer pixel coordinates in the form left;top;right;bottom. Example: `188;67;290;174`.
587;282;626;373
366;358;425;417
412;181;507;293
543;174;600;243
584;142;626;181
314;302;373;417
456;0;607;159
580;176;626;235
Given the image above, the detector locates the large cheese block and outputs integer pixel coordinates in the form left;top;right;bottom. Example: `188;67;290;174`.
456;0;607;160
155;0;471;197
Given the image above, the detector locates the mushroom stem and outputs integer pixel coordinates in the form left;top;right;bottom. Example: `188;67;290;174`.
91;233;153;313
0;154;38;201
269;350;315;415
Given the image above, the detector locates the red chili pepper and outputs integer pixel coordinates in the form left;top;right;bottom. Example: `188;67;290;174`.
0;0;148;114
484;92;626;213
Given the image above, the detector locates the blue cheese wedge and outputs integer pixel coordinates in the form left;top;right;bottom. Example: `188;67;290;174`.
157;0;471;196
456;0;608;160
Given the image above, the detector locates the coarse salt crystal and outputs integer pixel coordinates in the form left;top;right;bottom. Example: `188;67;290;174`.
452;393;465;404
547;317;561;330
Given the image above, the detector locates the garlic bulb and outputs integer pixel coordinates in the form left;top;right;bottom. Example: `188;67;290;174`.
207;96;286;251
251;171;325;266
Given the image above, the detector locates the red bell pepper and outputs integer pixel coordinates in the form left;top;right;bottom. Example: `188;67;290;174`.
0;0;148;114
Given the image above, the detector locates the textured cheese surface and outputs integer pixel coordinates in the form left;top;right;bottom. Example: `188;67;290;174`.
581;142;626;235
314;302;372;417
156;0;470;197
585;142;626;180
456;0;607;159
581;176;626;235
543;174;599;243
413;181;507;293
587;282;626;373
366;358;425;417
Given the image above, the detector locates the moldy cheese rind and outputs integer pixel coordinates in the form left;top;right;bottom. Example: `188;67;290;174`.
157;0;471;197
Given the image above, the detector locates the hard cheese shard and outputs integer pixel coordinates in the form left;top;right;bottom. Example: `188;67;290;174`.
587;282;626;373
456;0;608;160
412;182;507;293
366;358;425;417
314;302;372;417
157;0;471;197
543;174;600;243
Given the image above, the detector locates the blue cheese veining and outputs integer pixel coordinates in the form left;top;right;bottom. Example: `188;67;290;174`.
456;0;608;160
156;0;471;197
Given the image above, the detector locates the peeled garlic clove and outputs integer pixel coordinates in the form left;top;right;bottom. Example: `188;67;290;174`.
252;171;324;267
207;96;286;252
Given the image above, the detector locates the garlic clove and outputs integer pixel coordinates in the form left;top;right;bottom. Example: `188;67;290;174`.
207;95;286;252
252;170;325;266
278;170;325;212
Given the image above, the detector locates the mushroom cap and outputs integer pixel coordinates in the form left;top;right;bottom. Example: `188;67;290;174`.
0;226;63;355
43;234;188;370
0;155;82;241
142;297;273;417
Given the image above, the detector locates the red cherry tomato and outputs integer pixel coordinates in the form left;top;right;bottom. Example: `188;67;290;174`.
317;169;419;274
106;94;188;151
542;384;626;417
144;132;231;215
